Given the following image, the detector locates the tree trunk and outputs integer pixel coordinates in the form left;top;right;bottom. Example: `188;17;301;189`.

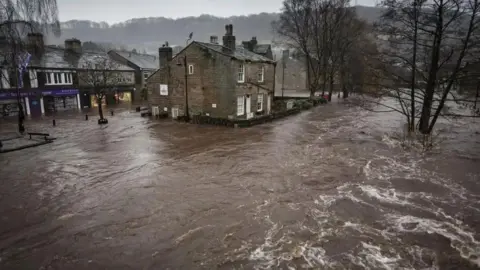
98;97;104;119
328;73;334;102
419;4;444;134
410;1;419;132
475;80;479;110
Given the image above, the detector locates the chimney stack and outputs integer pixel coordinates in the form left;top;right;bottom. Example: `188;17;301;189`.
250;37;258;47
27;33;45;56
65;38;82;54
158;43;173;69
222;24;236;52
210;35;218;44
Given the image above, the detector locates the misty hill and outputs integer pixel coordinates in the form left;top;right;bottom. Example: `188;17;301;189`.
49;6;382;53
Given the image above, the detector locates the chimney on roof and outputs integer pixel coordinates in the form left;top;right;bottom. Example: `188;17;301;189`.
242;41;253;52
158;43;172;69
210;35;218;44
250;37;258;47
65;38;82;54
27;33;45;56
222;24;236;52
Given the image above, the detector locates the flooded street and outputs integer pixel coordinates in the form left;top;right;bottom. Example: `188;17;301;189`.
0;102;479;269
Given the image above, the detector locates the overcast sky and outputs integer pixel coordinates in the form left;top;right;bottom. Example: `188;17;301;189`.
57;0;376;23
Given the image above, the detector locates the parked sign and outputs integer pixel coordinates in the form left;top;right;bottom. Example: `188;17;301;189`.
159;84;168;96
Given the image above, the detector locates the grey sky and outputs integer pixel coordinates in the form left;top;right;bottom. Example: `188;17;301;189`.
58;0;375;24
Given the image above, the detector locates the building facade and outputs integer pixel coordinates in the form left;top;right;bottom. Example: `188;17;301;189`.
108;50;158;102
147;24;276;120
0;34;135;117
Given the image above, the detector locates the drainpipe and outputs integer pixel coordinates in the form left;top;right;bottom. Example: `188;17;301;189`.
272;62;277;111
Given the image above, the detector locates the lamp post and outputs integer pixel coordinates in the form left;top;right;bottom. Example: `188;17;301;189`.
184;32;193;121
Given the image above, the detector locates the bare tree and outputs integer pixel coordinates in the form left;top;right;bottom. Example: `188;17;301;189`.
274;0;367;100
0;0;60;133
372;0;480;135
273;0;322;98
77;56;125;124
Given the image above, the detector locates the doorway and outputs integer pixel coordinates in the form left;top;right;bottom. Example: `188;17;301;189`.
245;95;252;119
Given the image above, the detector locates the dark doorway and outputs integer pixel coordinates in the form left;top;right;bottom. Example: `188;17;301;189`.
29;97;42;117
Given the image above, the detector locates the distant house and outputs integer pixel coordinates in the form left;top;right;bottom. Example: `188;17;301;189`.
0;34;135;117
108;50;158;101
146;24;276;120
241;37;274;60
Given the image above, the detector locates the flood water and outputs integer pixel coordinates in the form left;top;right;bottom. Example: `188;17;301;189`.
0;101;479;269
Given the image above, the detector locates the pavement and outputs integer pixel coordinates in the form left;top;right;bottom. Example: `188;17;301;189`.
0;132;51;153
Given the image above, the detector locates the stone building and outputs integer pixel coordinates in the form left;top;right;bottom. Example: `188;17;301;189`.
0;34;134;117
107;50;158;102
147;24;276;120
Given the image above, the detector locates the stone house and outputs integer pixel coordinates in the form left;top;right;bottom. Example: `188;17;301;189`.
147;24;276;120
107;50;158;102
241;37;274;60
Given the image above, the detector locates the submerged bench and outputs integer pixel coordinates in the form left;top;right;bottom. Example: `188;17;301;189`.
27;132;53;141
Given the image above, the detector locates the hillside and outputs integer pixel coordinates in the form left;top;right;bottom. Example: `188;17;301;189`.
49;6;383;53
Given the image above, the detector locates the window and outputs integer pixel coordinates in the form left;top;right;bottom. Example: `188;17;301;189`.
144;73;149;79
237;64;245;83
45;72;52;84
237;96;245;116
257;66;264;82
53;73;62;84
257;94;263;112
64;73;72;84
188;65;194;75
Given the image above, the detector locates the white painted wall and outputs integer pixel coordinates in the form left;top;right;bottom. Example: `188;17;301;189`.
24;97;31;115
1;69;9;89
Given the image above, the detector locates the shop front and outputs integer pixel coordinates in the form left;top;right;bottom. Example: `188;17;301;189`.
105;89;133;106
41;89;81;113
0;92;29;118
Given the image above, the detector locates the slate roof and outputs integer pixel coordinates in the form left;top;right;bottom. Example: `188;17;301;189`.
110;50;158;70
193;41;275;63
23;46;133;71
253;44;271;55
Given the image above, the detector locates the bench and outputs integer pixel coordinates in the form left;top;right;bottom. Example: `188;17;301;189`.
28;132;50;141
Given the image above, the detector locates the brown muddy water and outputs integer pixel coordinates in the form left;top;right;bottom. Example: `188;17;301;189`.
0;102;479;270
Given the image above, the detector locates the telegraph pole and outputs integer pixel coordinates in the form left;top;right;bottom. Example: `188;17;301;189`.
184;32;193;121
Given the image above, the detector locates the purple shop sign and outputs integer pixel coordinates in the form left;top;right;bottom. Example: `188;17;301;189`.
41;89;79;96
0;92;35;100
0;89;79;100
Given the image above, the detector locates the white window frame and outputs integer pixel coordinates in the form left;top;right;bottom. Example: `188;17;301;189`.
45;72;52;84
237;64;245;83
237;96;245;116
188;65;194;75
44;71;73;85
257;66;264;83
257;94;263;112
